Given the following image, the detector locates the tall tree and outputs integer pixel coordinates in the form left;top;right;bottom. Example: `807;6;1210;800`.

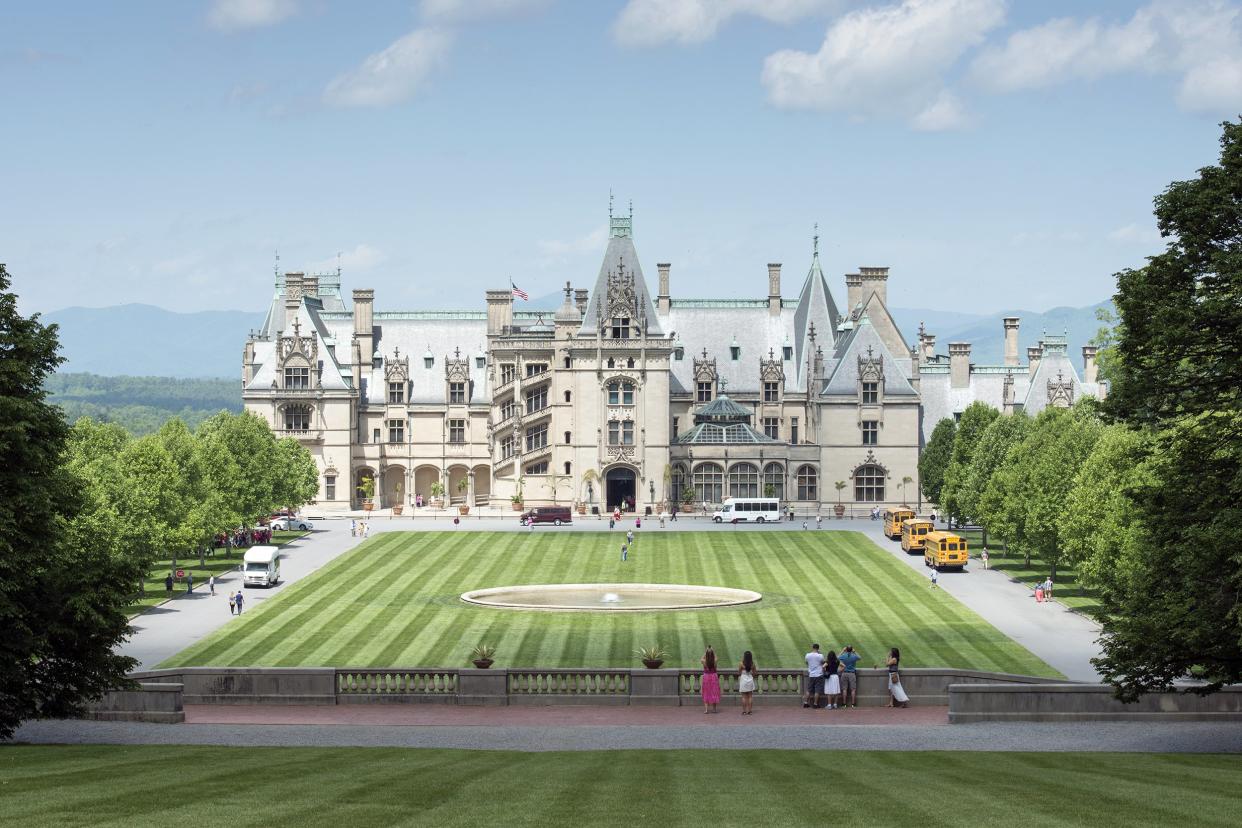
919;418;955;507
962;411;1031;533
940;402;999;524
197;411;280;526
272;436;320;512
0;265;137;738
1095;119;1242;698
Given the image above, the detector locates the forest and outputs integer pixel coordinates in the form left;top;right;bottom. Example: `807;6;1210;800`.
44;372;241;435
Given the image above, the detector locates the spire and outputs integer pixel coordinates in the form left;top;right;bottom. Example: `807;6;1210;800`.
813;223;820;258
610;194;633;238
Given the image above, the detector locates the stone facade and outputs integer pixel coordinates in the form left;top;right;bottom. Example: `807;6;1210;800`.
243;213;929;513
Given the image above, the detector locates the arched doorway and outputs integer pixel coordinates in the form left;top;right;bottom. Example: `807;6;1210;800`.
605;466;637;513
382;465;406;508
354;467;375;509
414;465;439;506
472;464;491;505
447;465;470;504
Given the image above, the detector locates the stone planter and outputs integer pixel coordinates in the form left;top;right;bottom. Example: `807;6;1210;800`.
577;504;587;515
431;498;444;509
363;501;374;513
458;505;470;516
511;502;523;512
472;659;493;669
392;505;403;516
642;659;664;670
834;504;845;517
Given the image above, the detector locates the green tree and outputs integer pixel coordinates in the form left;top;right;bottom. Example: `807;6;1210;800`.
962;412;1031;532
919;418;955;506
197;411;280;526
1094;119;1242;698
940;402;999;524
1089;307;1122;385
0;265;138;738
272;437;319;512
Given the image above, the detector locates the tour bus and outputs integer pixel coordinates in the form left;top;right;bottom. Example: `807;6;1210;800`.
900;518;935;554
713;498;782;524
924;531;969;571
242;546;281;588
883;507;917;539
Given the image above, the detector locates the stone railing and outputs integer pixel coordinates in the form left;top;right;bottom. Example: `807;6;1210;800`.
680;669;804;697
337;669;458;700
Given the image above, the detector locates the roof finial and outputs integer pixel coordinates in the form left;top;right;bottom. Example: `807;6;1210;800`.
629;199;633;219
609;190;614;219
336;251;342;278
274;249;281;287
813;223;820;258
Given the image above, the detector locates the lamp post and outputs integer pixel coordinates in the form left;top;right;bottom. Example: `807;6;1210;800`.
649;480;655;512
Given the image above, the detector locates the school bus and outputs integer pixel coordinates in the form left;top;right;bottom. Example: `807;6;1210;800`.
900;518;935;554
883;508;916;539
924;531;969;571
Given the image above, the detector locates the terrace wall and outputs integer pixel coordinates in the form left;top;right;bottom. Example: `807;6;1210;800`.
948;683;1242;722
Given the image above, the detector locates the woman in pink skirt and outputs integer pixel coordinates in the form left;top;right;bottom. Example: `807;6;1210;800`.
701;646;721;713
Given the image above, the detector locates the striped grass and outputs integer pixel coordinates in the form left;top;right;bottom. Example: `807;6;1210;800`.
160;530;1058;675
4;745;1241;828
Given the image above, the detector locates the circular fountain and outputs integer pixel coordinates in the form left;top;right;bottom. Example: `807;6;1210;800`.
460;583;761;612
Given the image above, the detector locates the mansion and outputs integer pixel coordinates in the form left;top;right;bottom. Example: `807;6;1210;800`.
242;211;1106;514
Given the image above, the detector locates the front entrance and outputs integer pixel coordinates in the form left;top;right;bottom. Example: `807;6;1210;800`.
605;467;637;513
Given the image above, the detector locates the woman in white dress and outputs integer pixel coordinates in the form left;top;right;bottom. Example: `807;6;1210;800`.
737;650;757;715
823;650;842;709
887;647;910;708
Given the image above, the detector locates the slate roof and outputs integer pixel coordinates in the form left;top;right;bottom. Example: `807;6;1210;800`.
821;316;918;398
577;230;663;337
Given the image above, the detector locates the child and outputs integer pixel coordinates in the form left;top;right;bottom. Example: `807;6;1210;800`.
635;516;642;529
981;548;989;570
621;543;628;562
930;569;939;589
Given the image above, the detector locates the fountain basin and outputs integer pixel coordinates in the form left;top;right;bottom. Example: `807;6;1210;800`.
460;583;762;612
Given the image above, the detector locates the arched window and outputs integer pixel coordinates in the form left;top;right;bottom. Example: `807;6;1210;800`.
854;464;885;502
693;463;724;505
763;463;784;500
607;357;615;369
671;464;688;500
728;463;759;499
796;465;818;501
607;380;635;406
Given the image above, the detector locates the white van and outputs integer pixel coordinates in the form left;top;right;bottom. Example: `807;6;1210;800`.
243;546;281;588
713;498;782;524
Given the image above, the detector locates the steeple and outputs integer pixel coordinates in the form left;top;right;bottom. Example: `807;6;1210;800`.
793;225;840;384
578;197;662;337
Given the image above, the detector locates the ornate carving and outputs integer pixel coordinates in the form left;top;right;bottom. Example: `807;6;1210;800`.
850;450;889;479
607;445;636;463
279;317;318;366
693;349;717;384
760;348;784;383
1047;370;1074;408
384;347;409;383
445;346;470;383
858;345;883;383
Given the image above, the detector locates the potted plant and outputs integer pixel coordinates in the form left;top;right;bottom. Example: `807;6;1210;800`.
763;483;777;498
510;477;525;511
635;644;667;670
834;480;847;517
392;479;404;516
580;468;598;515
457;477;470;515
680;485;694;506
471;643;496;669
429;481;446;509
358;476;376;512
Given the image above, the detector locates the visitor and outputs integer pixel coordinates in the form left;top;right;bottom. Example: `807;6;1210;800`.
351;520;357;537
738;650;757;715
787;505;795;522
208;575;216;596
838;645;860;708
981;547;989;570
164;573;174;597
635;515;641;529
626;529;634;546
621;542;628;562
363;522;370;539
803;643;826;709
700;646;721;714
234;591;244;614
824;649;842;709
802;520;808;530
930;510;937;525
228;592;236;615
1043;576;1053;599
186;572;193;594
1035;583;1044;603
609;515;615;530
886;647;909;708
930;568;938;589
658;511;666;528
670;502;678;522
613;507;621;524
816;514;822;530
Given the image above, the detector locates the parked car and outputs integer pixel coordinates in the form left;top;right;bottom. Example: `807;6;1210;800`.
519;506;572;526
271;516;313;531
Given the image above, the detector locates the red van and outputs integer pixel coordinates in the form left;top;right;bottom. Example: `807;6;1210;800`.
520;506;573;526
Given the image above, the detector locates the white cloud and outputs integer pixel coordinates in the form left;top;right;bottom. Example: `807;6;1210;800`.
614;0;840;46
420;0;552;24
323;28;452;108
536;225;607;265
312;244;387;273
1108;223;1163;245
761;0;1005;128
207;0;298;31
971;1;1242;113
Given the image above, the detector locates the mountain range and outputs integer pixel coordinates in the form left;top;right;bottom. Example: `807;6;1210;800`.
43;299;1110;380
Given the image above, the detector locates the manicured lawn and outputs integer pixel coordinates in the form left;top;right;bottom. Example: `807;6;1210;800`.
126;530;308;617
956;529;1105;619
2;745;1239;827
161;530;1058;675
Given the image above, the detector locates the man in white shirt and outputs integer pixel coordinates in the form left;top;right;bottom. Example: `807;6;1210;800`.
803;643;826;709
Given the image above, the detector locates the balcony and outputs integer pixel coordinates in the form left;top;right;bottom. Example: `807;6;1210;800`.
276;429;324;443
523;442;552;464
272;387;322;397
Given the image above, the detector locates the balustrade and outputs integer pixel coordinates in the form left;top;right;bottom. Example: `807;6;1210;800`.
508;669;630;696
679;669;804;696
336;669;458;695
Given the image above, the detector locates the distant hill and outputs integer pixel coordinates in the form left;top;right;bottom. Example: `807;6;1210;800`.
893;302;1113;365
44;303;264;378
46;373;242;436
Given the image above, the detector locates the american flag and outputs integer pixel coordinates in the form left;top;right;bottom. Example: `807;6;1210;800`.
511;282;529;301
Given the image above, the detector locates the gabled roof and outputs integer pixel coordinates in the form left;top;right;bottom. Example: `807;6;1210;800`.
1022;336;1082;411
821;316;918;397
577;217;663;337
792;246;841;385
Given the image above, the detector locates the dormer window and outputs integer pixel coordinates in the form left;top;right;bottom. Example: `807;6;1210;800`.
730;345;741;360
476;356;486;369
674;347;684;361
284;367;309;389
449;381;466;404
388;382;405;404
424;355;434;369
611;317;630;339
373;355;383;370
862;381;879;404
783;346;793;361
763;381;780;403
696;381;713;403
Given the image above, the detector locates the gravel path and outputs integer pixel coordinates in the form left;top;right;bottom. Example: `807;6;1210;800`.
11;718;1242;753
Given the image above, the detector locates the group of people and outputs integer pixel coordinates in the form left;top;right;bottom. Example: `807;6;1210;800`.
213;526;271;550
1034;577;1054;603
227;590;245;615
350;520;371;538
694;643;910;713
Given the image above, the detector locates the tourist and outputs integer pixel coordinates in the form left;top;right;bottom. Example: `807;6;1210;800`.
981;547;989;570
621;542;628;562
701;646;721;714
351;519;357;537
1043;576;1053;599
838;645;860;708
787;505;795;522
613;507;621;524
886;647;909;708
1035;583;1044;603
670;502;678;522
626;529;634;546
803;643;826;709
363;522;370;539
802;520;808;530
635;515;641;529
234;592;244;614
208;575;216;596
164;573;173;597
930;510;937;525
609;515;615;530
816;514;822;530
658;511;666;528
228;592;236;615
930;568;938;589
186;572;193;594
738;650;757;715
824;649;842;709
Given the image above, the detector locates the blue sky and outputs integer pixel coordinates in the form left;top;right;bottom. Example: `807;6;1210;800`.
4;0;1240;315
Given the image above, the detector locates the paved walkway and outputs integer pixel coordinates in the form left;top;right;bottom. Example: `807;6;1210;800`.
13;715;1242;753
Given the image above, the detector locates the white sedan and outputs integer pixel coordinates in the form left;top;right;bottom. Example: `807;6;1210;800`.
270;517;313;531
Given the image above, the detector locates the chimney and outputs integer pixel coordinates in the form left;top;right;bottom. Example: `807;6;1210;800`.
859;266;889;308
922;333;937;363
1082;345;1099;383
352;288;374;366
845;273;863;311
657;263;671;314
1003;317;1020;366
1027;345;1042;377
486;289;513;336
574;288;589;316
949;342;971;388
767;263;782;317
302;274;319;298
